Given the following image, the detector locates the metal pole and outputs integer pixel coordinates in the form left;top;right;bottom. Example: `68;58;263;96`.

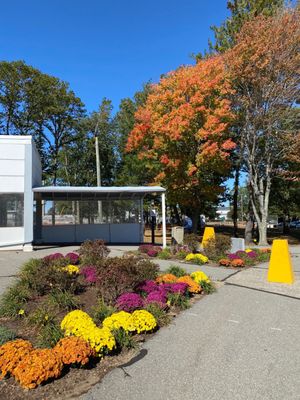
162;193;167;248
95;135;103;223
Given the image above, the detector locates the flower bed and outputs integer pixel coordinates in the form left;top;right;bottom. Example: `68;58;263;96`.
0;240;215;394
218;248;271;268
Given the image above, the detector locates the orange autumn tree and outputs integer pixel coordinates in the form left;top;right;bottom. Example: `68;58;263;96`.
126;56;235;228
225;7;300;245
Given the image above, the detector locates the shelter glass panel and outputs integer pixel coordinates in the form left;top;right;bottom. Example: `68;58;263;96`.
0;193;24;227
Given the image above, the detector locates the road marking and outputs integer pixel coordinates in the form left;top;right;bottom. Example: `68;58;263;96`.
186;312;198;317
227;319;239;324
270;327;282;331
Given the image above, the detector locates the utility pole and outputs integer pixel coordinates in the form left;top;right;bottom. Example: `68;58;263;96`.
94;121;103;223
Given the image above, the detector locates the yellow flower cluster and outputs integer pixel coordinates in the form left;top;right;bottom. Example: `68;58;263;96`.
190;271;210;284
130;310;157;334
61;310;115;356
103;311;133;331
103;310;157;334
185;253;208;263
245;248;253;253
62;264;80;274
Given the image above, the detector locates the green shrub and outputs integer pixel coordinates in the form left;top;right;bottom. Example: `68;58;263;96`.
257;252;270;263
166;265;187;277
203;234;231;261
19;261;82;296
183;233;201;253
28;305;56;327
112;328;136;350
92;298;116;324
0;283;31;317
37;322;64;348
200;280;216;294
157;248;171;260
144;303;172;327
0;325;17;345
96;257;159;303
79;239;110;266
167;292;190;310
47;289;79;311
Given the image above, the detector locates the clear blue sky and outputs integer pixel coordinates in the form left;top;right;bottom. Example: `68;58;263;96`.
0;0;229;113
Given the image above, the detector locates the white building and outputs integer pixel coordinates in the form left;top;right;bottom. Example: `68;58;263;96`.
0;135;41;251
0;136;166;251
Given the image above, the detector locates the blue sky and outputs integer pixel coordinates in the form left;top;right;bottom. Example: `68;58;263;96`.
0;0;229;113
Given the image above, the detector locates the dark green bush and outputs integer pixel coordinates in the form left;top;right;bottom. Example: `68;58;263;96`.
0;325;17;345
157;248;172;259
19;261;82;296
144;303;172;327
96;257;159;303
0;283;31;317
200;280;216;294
167;292;190;310
47;289;79;311
112;328;136;350
166;265;187;277
92;298;116;324
203;234;231;261
79;239;110;266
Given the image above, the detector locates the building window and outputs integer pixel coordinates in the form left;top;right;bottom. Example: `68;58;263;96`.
0;194;24;227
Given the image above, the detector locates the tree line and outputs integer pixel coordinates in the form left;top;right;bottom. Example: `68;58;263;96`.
0;0;299;245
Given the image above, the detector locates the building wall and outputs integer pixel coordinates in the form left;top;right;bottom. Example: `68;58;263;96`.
0;136;41;249
41;223;141;244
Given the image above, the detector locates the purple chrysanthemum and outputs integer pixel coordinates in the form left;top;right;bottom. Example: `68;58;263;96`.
161;282;188;295
228;253;240;260
247;251;258;258
80;265;97;284
137;280;158;294
116;292;144;312
65;252;80;264
43;253;64;261
145;290;167;307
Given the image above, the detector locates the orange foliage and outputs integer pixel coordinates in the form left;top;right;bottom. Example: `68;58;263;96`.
177;276;201;294
126;56;235;208
13;349;63;389
156;274;178;284
0;339;33;379
54;336;94;366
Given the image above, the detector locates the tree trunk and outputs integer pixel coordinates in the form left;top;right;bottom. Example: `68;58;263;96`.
233;166;239;237
244;200;254;245
192;210;200;234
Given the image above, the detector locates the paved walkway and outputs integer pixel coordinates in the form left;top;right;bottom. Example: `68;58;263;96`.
0;245;299;399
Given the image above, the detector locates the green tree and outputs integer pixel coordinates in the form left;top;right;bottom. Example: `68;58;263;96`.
209;0;285;53
0;60;86;183
58;98;117;186
115;83;153;185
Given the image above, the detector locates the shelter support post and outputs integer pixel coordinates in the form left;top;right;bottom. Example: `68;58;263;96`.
35;198;43;242
162;192;167;248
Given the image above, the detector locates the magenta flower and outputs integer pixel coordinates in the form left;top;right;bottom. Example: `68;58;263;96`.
161;282;188;295
228;253;240;260
136;280;158;294
116;293;144;312
65;252;80;264
144;291;167;308
247;251;258;258
80;266;97;284
43;253;64;261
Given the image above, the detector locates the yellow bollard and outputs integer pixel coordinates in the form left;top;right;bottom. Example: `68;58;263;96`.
267;239;294;284
201;227;215;247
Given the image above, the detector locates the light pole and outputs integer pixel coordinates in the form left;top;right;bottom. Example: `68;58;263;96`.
94;121;103;223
